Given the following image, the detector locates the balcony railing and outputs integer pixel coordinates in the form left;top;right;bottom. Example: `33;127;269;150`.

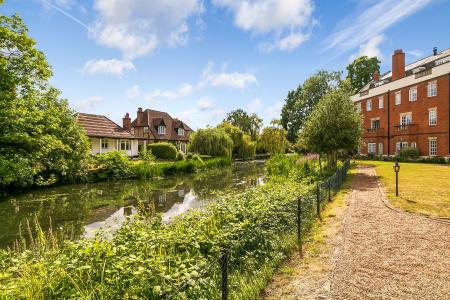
393;124;419;135
364;127;385;137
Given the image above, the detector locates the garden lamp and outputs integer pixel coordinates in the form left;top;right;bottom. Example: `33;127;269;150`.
393;159;400;196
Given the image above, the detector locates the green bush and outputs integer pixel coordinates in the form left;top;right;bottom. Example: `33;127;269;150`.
176;152;185;161
397;147;420;161
92;151;133;180
147;143;178;160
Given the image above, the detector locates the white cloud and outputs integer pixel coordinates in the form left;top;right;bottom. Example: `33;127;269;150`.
199;62;258;89
349;34;385;62
73;96;103;111
326;0;433;54
90;0;203;60
265;101;283;121
82;59;135;76
126;85;141;99
145;83;194;103
406;50;424;57
213;0;315;51
197;97;213;111
247;98;262;113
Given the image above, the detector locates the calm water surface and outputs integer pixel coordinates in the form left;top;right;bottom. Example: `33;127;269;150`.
0;161;265;248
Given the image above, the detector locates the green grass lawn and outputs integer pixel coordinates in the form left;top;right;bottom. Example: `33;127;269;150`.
357;160;450;218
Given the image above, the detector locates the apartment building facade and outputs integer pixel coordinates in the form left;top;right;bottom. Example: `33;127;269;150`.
352;48;450;157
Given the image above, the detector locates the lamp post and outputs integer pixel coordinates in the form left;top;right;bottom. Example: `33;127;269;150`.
393;159;400;196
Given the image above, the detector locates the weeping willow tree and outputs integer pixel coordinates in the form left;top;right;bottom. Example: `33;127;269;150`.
188;128;233;159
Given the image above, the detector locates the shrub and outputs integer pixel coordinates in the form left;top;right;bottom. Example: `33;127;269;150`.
397;147;420;161
188;128;233;158
176;152;185;161
93;151;133;180
147;143;178;160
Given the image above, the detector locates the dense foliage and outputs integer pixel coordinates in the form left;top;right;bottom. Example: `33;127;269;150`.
0;155;349;299
300;81;363;169
224;109;262;140
188;128;233;158
0;11;90;190
218;122;256;160
280;70;341;143
346;56;381;92
258;125;288;155
397;147;420;161
147;142;178;160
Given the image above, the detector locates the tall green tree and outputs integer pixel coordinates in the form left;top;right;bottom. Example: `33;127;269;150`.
0;10;90;189
299;81;363;169
258;120;288;155
217;122;255;160
224;109;262;140
281;70;341;143
188;128;233;158
346;56;381;92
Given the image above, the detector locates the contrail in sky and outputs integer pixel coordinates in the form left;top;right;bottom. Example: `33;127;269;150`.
44;0;89;30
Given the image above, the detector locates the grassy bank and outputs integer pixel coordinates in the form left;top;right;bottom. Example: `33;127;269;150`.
357;160;450;218
0;156;350;299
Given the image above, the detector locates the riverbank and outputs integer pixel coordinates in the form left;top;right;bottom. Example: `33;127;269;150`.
0;156;351;299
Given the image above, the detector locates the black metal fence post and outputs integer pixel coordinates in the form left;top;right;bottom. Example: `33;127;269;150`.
220;249;228;300
316;183;321;220
328;179;331;202
297;197;303;258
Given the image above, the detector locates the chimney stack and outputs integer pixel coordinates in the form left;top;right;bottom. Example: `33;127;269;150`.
392;49;405;81
373;70;380;81
433;47;438;56
123;113;131;131
137;107;143;126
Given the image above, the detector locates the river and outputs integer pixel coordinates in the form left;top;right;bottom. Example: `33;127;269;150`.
0;161;266;248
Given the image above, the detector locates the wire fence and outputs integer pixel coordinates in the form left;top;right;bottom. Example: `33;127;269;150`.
166;160;351;300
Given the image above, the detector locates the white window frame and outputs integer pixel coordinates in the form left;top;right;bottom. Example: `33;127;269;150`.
428;108;437;126
396;141;408;153
101;139;108;150
366;99;372;111
400;112;412;126
178;128;185;136
158;125;166;135
378;143;383;155
409;86;417;102
368;143;376;154
428;138;437;156
395;91;401;105
371;118;380;129
427;81;437;97
411;142;417;148
143;127;149;133
120;140;131;151
378;96;384;109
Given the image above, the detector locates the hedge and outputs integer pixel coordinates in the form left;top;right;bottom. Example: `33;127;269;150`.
147;143;178;160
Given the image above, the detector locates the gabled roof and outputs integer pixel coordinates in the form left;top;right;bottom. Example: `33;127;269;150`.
130;109;192;141
77;113;137;139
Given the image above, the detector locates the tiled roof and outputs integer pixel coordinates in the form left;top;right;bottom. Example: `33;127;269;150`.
76;113;137;139
131;109;192;141
359;48;450;93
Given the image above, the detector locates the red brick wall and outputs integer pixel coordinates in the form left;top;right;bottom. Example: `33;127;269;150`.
356;74;449;157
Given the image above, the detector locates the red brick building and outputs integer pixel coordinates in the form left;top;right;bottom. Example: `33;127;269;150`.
352;48;450;157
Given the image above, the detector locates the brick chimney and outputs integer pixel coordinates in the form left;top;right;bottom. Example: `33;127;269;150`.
373;70;380;81
137;107;143;126
392;49;405;81
122;113;131;131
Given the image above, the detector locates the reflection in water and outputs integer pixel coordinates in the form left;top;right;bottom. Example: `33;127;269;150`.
0;161;265;248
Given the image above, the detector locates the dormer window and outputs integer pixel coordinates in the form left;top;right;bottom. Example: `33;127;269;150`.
178;128;185;136
158;125;166;135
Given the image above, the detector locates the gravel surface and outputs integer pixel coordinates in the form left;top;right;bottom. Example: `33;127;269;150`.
330;165;450;299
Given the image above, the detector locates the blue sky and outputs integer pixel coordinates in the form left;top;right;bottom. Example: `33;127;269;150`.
2;0;450;128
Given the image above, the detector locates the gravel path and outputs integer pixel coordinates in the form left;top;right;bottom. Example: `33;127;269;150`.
330;165;450;299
